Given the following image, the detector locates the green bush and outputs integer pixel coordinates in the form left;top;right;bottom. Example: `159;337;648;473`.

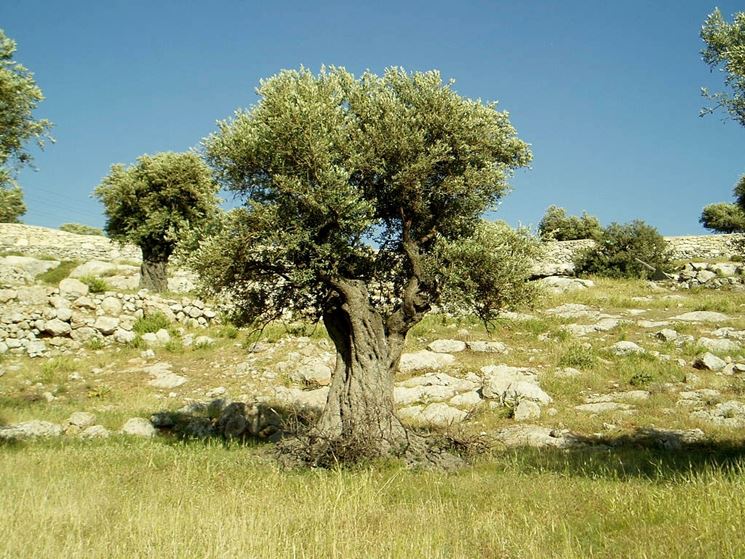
59;223;104;236
574;220;672;279
79;275;109;293
538;206;602;241
133;312;171;335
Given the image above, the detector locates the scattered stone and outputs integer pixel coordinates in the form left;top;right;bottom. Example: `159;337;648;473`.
637;320;671;329
419;403;468;426
655;329;679;342
698;337;741;353
94;316;119;336
671;311;731;323
586;390;650;403
545;303;600;319
398;350;456;374
206;386;227;398
610;341;645;355
427;339;466;353
449;391;482;408
513;400;541;421
100;296;123;316
43;318;71;337
80;425;110;439
481;365;552;405
537;276;594;294
66;411;96;428
693;352;727;371
59;278;89;298
121;417;156;438
574;402;634;414
272;386;328;411
554;367;582;378
0;420;63;440
466;340;508;353
493;425;587;449
194;335;215;348
149;372;187;389
691;401;745;428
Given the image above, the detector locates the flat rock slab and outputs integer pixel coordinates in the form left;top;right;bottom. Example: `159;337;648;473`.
493;425;587;449
427;339;467;353
671;311;731;323
698;337;741;353
537;276;594;294
545;304;600;320
586;390;650;403
467;340;508;353
399;350;456;374
575;402;635;414
0;420;63;440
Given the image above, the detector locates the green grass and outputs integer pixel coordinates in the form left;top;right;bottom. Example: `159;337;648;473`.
79;275;110;293
133;312;171;335
36;260;80;284
1;441;745;558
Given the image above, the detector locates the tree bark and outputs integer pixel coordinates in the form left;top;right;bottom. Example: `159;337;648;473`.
312;280;411;460
140;259;168;292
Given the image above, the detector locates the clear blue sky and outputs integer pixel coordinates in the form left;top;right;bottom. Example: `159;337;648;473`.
2;0;743;235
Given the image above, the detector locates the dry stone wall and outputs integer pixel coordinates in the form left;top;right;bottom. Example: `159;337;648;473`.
0;223;141;262
534;234;741;277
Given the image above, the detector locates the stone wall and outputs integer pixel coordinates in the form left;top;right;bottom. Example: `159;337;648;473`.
534;234;741;276
0;223;141;262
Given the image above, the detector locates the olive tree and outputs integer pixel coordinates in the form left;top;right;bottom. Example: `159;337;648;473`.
193;67;532;463
701;9;745;126
94;152;219;292
538;205;602;241
0;29;52;221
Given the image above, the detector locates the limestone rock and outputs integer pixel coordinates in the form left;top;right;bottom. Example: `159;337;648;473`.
514;400;541;421
693;352;727;371
80;425;110;439
671;311;731;323
66;411;96;428
59;278;89;298
43;318;71;337
698;337;741;353
537;276;594;294
655;329;679;342
0;420;63;440
398;350;456;374
94;316;119;336
574;402;634;413
481;365;552;405
427;339;467;353
449;391;482;408
610;341;645;355
100;296;123;316
493;425;587;449
121;417;156;437
467;340;508;353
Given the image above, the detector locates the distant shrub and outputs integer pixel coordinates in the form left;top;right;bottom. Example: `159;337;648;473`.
133;312;171;335
558;344;596;369
59;223;104;236
79;275;109;293
574;220;672;279
538;206;602;241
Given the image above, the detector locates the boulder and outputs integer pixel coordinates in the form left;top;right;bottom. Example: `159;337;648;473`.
66;411;96;428
655;329;679;342
80;425;110;439
59;278;89;298
0;420;63;440
574;402;634;413
698;337;741;353
100;296;123;316
537;276;594;294
398;350;456;374
427;339;467;353
467;340;508;353
94;316;119;336
610;341;645;356
493;425;587;449
671;311;731;323
121;417;156;437
43;318;71;337
693;352;727;372
514;400;541;421
481;365;552;405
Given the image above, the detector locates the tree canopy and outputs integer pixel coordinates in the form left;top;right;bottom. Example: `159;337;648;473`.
700;176;745;233
193;67;532;463
94;151;220;291
0;29;52;222
537;205;602;241
701;8;745;126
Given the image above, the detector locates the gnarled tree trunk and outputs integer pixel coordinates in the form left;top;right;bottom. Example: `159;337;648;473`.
140;259;168;292
311;280;413;461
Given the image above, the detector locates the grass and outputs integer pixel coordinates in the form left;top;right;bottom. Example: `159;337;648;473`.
1;441;745;558
79;275;110;293
3;276;745;557
36;260;80;284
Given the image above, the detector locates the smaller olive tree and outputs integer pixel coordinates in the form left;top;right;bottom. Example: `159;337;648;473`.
59;223;104;236
538;205;602;241
94;151;219;292
574;220;672;279
700;175;745;234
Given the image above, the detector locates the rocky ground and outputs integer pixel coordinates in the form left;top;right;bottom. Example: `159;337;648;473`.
3;239;745;457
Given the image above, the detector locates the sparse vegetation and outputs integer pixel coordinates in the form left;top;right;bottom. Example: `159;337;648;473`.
574;220;672;279
59;223;104;236
35;260;79;284
78;275;109;293
538;205;602;241
133;312;171;335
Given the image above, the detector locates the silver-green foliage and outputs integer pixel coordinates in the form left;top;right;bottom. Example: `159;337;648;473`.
94;152;220;262
538;205;602;241
0;29;52;222
59;223;104;236
193;67;532;325
701;9;745;126
700;176;745;233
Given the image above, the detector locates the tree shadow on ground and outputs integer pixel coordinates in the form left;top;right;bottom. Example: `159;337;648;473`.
494;428;745;481
150;399;319;448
